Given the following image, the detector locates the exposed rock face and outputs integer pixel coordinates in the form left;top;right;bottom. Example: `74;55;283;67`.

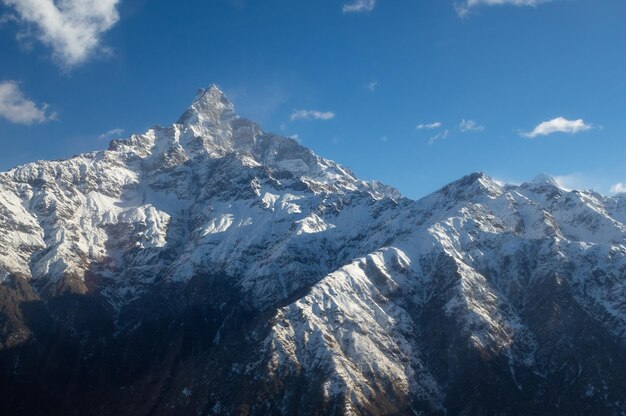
0;86;625;415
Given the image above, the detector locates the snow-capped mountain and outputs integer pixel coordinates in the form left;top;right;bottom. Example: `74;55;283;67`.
0;86;625;416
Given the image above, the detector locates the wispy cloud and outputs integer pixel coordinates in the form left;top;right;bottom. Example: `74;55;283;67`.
551;172;598;192
343;0;376;13
98;127;124;141
416;122;443;130
459;119;484;132
455;0;547;17
380;136;388;142
2;0;121;68
365;81;378;92
226;84;289;123
521;117;593;139
429;129;450;145
227;0;247;10
610;183;626;195
0;80;56;125
539;172;622;195
290;109;335;121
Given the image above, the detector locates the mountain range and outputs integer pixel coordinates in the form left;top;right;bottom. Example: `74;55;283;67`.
0;86;625;415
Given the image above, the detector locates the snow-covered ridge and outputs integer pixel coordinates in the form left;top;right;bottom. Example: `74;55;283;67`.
1;86;625;414
0;86;623;316
264;171;626;412
0;86;398;300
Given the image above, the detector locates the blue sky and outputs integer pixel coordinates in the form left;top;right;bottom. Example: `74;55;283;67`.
0;0;624;199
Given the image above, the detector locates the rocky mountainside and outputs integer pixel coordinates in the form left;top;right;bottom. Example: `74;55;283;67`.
0;86;625;415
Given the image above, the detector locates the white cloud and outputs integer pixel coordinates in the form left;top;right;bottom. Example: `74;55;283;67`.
459;119;484;132
521;117;593;139
343;0;376;13
416;122;442;130
532;172;624;195
429;129;450;145
226;83;289;123
456;0;547;16
551;172;594;192
0;11;19;25
98;127;124;141
610;183;626;195
0;80;55;125
365;81;378;92
2;0;121;68
290;109;335;121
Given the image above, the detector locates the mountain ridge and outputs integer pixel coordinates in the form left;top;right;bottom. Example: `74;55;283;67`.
0;85;625;415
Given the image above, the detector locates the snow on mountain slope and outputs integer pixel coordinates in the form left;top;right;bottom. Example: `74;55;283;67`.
0;85;624;342
262;173;626;414
0;86;625;415
0;85;401;308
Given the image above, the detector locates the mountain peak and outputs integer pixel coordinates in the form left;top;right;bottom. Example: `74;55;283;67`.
176;84;236;127
195;84;228;102
3;84;626;415
454;172;500;191
531;173;560;188
433;172;503;202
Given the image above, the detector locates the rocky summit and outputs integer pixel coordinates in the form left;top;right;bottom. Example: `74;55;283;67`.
0;86;625;415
